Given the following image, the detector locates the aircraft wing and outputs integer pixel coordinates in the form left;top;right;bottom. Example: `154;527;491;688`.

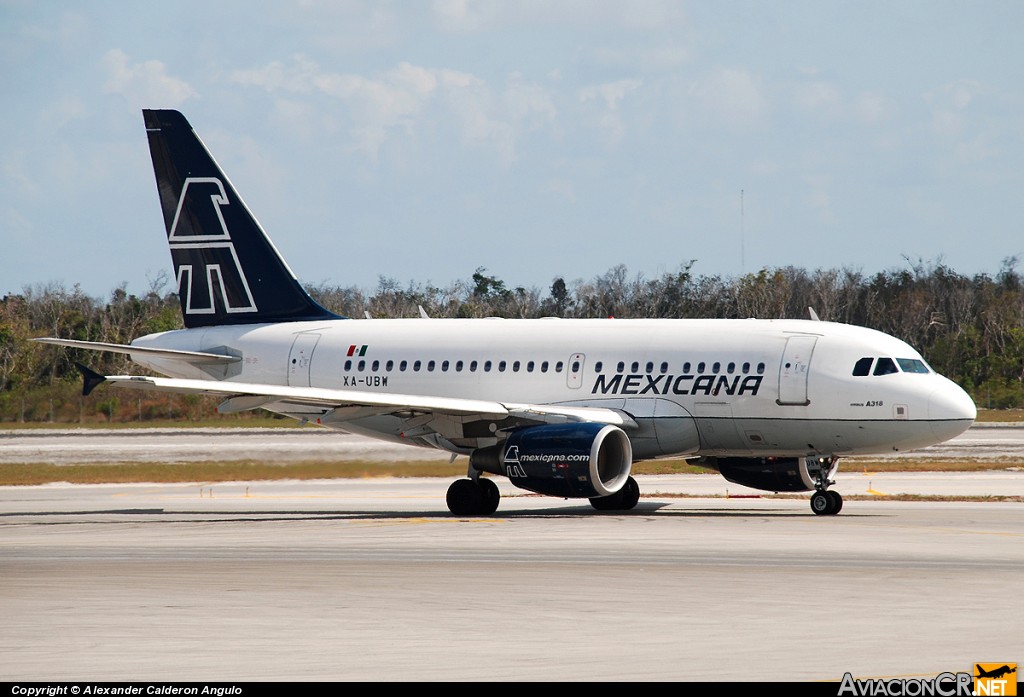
95;374;636;429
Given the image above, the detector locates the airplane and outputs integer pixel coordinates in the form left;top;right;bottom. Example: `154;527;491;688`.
36;109;978;516
976;665;1016;680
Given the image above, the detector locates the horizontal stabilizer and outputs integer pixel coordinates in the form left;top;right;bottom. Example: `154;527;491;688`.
34;338;241;365
76;363;107;397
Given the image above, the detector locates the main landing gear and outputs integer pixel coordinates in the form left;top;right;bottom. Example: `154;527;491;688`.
446;476;500;516
808;456;842;516
810;489;843;516
589;476;640;511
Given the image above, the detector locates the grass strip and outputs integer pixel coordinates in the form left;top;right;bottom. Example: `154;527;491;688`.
0;460;466;486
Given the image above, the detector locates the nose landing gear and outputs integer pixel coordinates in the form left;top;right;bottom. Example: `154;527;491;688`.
807;456;843;516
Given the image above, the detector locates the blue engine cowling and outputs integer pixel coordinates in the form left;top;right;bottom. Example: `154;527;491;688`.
470;423;632;499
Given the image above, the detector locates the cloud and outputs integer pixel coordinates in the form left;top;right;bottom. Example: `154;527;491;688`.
578;79;642;144
431;0;686;32
230;55;556;164
793;81;841;117
925;79;984;137
579;79;642;110
102;49;197;108
854;91;888;125
693;67;766;127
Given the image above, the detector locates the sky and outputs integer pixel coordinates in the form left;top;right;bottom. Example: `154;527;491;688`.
2;1;1023;300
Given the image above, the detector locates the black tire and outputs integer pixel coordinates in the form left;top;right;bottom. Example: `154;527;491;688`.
810;491;831;515
618;476;640;510
478;478;500;515
589;491;621;511
827;490;843;515
446;479;483;516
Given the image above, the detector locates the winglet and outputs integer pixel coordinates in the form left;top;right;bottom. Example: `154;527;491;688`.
76;363;107;397
808;307;821;321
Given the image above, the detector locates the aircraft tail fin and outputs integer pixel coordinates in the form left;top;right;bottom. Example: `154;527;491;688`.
143;109;342;328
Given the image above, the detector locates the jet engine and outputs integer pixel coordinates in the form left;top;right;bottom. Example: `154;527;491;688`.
703;456;839;492
471;422;632;498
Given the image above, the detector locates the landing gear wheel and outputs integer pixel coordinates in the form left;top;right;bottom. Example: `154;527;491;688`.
589;492;620;511
589;477;640;511
826;490;843;514
810;491;832;516
446;478;500;516
478;477;501;515
447;479;483;515
619;476;640;510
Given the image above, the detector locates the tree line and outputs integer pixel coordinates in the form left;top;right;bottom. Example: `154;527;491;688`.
2;257;1022;423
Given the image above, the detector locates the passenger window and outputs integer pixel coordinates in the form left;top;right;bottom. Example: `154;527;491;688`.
344;360;352;371
712;362;720;373
571;360;580;372
455;360;463;372
873;357;898;376
631;361;639;372
555;361;564;373
358;360;365;372
400;360;408;372
441;360;449;372
512;361;520;372
616;361;625;373
594;361;603;372
853;357;873;376
470;360;478;372
386;360;394;371
413;360;421;371
697;362;706;373
541;361;549;373
756;362;765;374
645;361;653;373
372;360;379;372
427;360;435;372
683;362;691;373
527;361;535;372
727;362;735;374
484;360;492;372
499;360;507;372
742;362;750;374
660;362;668;374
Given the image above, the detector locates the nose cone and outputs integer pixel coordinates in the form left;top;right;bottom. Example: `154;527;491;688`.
928;378;977;442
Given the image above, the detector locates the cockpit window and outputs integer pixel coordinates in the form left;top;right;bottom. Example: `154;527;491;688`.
852;357;873;376
873;357;898;376
897;358;930;374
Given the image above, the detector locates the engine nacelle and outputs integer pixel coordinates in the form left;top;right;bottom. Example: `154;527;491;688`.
471;423;632;499
705;456;839;493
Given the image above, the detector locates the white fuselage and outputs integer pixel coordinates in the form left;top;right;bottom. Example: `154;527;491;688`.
131;317;976;460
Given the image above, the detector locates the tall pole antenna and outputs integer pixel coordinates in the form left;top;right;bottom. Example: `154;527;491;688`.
740;189;745;274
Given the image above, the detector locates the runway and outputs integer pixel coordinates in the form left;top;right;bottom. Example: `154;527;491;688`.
2;422;1022;465
2;476;1023;682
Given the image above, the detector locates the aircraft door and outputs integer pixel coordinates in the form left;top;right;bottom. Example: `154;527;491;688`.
777;335;817;406
566;353;585;389
288;333;320;387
